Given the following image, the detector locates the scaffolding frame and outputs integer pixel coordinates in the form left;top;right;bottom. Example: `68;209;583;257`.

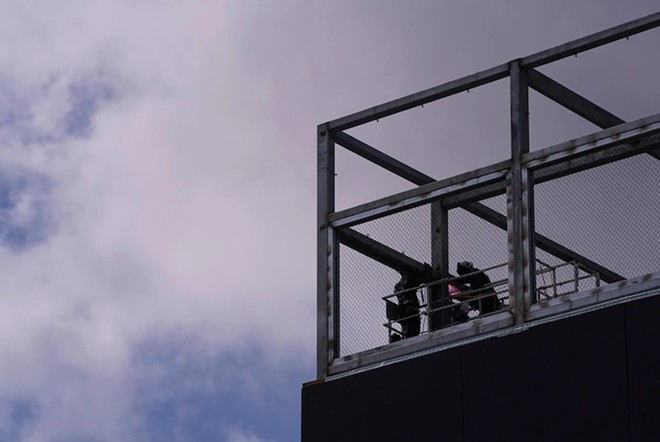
317;12;660;378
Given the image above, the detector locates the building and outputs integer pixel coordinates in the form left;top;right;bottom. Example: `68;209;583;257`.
303;12;660;442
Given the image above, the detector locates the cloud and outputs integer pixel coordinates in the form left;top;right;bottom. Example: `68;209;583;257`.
0;1;657;441
223;425;274;442
0;167;54;250
0;1;315;440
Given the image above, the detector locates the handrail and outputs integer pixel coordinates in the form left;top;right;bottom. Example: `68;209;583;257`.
382;259;602;339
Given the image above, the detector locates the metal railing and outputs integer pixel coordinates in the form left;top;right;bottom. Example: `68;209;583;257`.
536;260;601;301
382;260;601;342
317;13;660;377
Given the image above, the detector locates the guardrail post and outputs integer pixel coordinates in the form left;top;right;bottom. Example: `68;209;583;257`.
431;202;450;330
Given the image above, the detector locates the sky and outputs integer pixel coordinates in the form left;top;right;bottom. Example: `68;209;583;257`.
0;1;658;441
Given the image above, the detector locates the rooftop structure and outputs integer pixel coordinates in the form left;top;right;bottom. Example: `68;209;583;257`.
314;12;660;381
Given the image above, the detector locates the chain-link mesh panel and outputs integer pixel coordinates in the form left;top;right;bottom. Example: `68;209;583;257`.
447;196;510;308
338;244;402;356
447;196;508;280
337;192;511;357
350;204;432;263
335;129;660;358
338;204;432;356
533;134;660;298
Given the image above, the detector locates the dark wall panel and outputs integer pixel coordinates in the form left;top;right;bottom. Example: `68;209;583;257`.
302;294;659;442
626;295;660;442
462;306;629;442
302;349;463;442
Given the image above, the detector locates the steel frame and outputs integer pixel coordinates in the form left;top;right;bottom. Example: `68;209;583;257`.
317;12;660;378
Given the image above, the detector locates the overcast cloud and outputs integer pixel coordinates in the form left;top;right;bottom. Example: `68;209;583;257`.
0;1;658;441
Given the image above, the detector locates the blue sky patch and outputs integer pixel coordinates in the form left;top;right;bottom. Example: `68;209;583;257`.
131;335;308;441
0;168;56;251
0;71;119;145
0;399;39;441
64;74;117;137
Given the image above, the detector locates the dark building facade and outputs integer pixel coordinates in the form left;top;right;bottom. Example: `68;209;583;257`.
303;291;660;441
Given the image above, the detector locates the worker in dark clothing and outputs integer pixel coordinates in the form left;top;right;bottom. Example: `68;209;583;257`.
455;261;501;315
390;273;422;342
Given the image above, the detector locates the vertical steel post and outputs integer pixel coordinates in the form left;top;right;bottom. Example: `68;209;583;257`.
431;201;449;330
317;123;336;378
508;60;536;326
525;169;537;305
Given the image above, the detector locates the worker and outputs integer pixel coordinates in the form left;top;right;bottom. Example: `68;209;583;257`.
455;261;501;315
390;273;423;341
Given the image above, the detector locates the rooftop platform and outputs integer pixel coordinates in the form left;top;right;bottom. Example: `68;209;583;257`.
315;12;660;380
303;281;660;441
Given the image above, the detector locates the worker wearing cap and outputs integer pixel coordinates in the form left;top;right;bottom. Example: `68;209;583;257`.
455;261;501;315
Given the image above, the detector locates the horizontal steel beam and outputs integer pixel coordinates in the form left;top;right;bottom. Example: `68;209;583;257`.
440;177;509;209
650;147;660;161
432;121;660;206
331;115;660;228
523;113;660;169
336;228;435;277
534;132;660;183
329;126;635;282
526;70;660;162
521;12;660;69
329;311;515;375
334;168;624;283
528;69;625;128
329;161;509;227
327;64;510;131
439;117;660;208
329;272;660;375
325;13;659;133
333;131;434;185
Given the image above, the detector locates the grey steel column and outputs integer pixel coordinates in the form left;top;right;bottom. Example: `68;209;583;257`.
430;201;449;330
508;60;535;326
317;123;335;378
526;170;537;306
